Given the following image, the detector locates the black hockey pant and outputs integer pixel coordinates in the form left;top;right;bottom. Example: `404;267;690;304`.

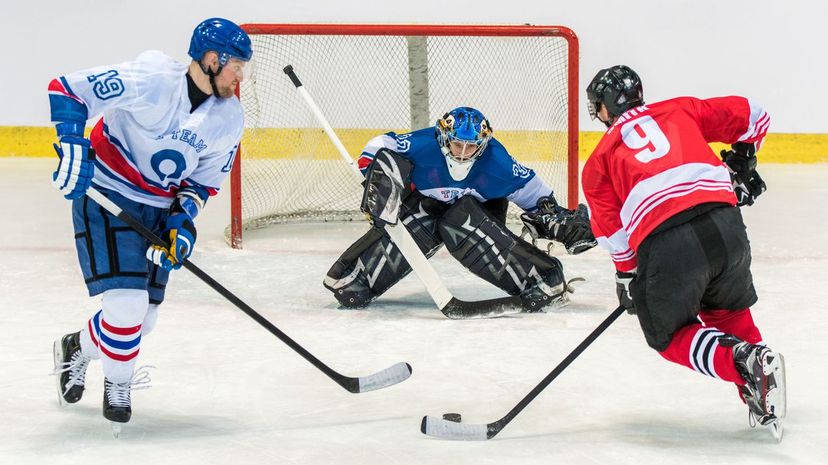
631;205;758;352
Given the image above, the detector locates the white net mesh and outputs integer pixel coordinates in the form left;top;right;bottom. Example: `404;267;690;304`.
230;26;575;246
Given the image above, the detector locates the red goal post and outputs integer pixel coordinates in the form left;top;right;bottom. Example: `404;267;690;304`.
230;24;579;248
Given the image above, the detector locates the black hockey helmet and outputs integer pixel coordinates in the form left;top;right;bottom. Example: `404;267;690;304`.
586;65;644;123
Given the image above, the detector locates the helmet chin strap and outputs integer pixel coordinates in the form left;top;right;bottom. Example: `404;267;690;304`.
198;61;223;97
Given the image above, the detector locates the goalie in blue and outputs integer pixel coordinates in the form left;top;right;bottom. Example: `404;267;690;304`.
324;107;597;311
49;18;252;430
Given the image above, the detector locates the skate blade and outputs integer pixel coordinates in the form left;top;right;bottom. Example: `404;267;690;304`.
52;339;68;408
763;352;786;420
111;422;123;438
541;292;571;313
766;417;783;442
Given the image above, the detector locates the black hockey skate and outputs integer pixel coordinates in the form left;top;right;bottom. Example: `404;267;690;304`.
103;367;153;437
519;277;581;313
52;331;91;406
104;378;133;424
733;342;786;441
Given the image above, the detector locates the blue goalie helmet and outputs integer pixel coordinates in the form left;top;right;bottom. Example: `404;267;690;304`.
188;18;253;66
435;107;493;181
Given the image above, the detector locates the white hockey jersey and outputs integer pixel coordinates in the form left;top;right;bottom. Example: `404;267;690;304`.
48;50;243;207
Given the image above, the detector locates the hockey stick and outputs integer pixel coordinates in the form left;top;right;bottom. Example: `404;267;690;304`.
85;186;412;393
421;304;625;440
284;64;522;320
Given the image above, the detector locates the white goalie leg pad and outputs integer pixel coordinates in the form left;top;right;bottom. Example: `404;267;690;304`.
96;289;149;383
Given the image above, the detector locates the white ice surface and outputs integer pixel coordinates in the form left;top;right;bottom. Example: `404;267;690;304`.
1;158;827;464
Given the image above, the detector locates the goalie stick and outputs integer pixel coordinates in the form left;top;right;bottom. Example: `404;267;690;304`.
284;64;523;320
85;186;412;394
421;305;625;440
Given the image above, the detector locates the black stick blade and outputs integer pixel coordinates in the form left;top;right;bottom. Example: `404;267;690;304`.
441;296;523;320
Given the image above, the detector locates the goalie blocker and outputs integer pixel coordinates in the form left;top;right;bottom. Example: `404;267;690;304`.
324;149;568;311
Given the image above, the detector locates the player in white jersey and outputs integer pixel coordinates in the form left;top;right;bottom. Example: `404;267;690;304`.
50;18;251;428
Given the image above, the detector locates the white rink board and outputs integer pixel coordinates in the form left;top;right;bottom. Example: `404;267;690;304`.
1;158;826;464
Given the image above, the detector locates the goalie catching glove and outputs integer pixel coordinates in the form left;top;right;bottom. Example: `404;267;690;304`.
720;142;766;207
521;196;597;255
360;148;414;226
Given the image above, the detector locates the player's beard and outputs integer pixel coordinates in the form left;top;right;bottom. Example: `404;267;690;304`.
216;82;236;99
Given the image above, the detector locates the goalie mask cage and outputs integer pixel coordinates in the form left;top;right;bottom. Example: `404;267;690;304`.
229;24;579;248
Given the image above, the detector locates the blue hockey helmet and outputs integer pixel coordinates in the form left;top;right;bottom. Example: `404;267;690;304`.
188;18;253;66
435;107;492;180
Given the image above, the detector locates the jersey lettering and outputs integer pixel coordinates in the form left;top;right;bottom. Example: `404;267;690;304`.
87;70;125;100
221;147;237;173
512;162;531;178
395;134;412;152
621;115;671;163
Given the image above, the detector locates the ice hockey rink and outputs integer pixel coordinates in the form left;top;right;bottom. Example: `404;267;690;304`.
1;157;826;464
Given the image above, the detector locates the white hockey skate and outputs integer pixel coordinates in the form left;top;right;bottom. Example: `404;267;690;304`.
734;342;786;442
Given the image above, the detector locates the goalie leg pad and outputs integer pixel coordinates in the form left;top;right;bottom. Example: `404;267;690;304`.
437;196;565;304
325;193;446;308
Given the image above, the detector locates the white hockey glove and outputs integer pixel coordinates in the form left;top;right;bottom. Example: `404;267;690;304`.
52;136;95;200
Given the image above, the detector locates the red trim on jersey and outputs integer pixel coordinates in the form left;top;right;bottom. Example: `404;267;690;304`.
90;121;176;198
48;78;84;103
626;186;737;254
357;154;374;172
180;179;218;197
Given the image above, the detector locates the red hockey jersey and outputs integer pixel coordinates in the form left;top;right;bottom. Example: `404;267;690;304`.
582;96;769;272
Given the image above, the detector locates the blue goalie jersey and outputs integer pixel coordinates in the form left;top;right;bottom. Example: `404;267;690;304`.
357;128;552;211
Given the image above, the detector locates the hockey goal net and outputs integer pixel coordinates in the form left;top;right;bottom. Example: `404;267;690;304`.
229;24;579;248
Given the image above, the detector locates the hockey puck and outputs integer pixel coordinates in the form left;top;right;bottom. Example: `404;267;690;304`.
442;413;462;423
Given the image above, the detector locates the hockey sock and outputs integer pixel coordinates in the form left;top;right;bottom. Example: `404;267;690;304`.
698;308;763;344
142;304;160;336
93;289;148;383
659;323;744;384
79;313;102;360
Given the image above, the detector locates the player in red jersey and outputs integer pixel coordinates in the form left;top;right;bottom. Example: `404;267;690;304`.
581;65;785;440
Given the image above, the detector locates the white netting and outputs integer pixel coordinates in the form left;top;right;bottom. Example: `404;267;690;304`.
230;27;575;246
